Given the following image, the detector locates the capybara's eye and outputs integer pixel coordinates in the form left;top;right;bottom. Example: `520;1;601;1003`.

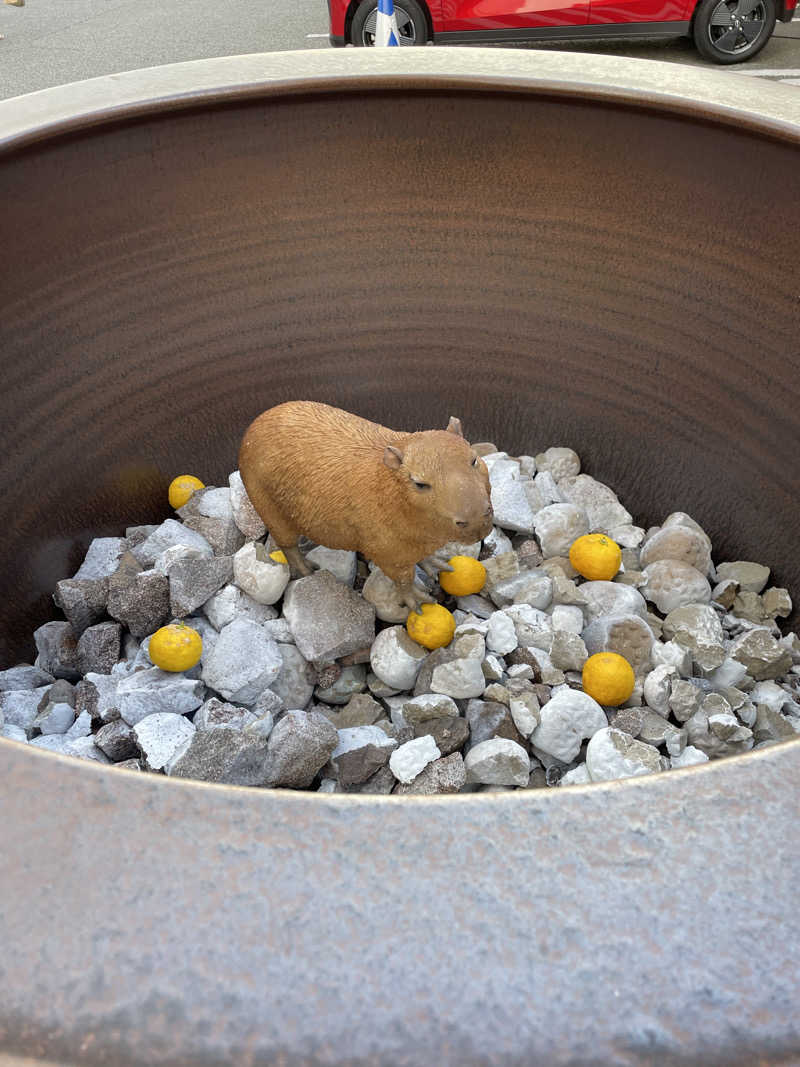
412;478;431;490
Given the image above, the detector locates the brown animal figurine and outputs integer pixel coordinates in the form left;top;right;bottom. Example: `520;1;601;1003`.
238;401;494;613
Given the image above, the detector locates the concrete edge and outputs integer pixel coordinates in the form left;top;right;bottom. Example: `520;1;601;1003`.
1;727;798;806
1;48;800;154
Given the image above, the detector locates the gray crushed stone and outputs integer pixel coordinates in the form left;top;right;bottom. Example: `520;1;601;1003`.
3;454;796;795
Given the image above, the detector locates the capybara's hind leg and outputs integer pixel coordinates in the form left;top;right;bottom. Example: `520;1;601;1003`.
243;480;313;576
283;545;314;577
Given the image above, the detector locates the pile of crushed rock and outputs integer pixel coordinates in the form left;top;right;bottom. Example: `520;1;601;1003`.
1;443;798;794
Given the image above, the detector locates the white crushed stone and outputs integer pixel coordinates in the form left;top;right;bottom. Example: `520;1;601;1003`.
233;541;290;605
640;524;712;577
532;470;565;506
489;461;536;533
559;763;591;787
1;723;27;743
134;519;213;568
549;630;588;672
305;546;357;586
507;663;534;680
464;738;530;786
190;486;232;519
402;693;460;724
530;689;607;763
389;735;441;783
586;727;663;781
716;561;770;593
483;526;514;558
641;559;711;614
750;680;791;713
271;643;315;710
643;665;678;716
608;524;645;549
74;537;129;580
488;569;549;609
582;613;654;675
202;583;278;630
34;701;75;735
153;544;213;576
0;687;51;735
550;604;584;634
486;611;518;655
229;470;266;539
670;745;710;769
534;447;580;481
650;640;693;676
430;658;486;699
384;696;410;729
455;594;495;619
370;626;427;691
331;725;397;759
503;603;552;644
705;656;749;689
117;668;205;726
509;693;540;738
729;628;792;680
516;572;555;611
482;655;504;682
558;474;632;533
452;633;486;660
533;503;590;558
7;439;798;796
200;618;283;705
581;581;648;621
663;603;724;651
133;712;195;772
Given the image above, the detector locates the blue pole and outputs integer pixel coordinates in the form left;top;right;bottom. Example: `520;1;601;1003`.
375;0;400;44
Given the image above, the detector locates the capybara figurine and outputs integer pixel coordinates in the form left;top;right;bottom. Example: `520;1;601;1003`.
238;401;494;613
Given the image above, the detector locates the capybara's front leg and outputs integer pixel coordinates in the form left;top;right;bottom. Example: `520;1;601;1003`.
382;563;436;617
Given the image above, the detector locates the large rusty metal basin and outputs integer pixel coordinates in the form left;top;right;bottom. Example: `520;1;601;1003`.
1;49;799;1066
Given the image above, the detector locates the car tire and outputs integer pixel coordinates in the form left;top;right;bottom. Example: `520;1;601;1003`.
349;0;429;45
692;0;776;62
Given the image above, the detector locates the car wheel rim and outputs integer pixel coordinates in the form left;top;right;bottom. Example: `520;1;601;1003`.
707;0;767;53
361;5;418;44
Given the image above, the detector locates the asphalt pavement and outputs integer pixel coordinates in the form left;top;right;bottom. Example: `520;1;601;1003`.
0;0;798;100
0;0;330;100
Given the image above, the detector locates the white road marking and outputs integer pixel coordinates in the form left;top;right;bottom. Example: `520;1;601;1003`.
305;32;330;38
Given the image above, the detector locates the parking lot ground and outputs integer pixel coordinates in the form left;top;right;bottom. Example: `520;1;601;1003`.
0;0;797;100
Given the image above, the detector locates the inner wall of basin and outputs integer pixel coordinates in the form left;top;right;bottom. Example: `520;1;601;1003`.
1;90;798;665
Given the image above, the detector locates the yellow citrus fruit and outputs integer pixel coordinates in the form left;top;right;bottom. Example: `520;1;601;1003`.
568;533;622;581
148;622;203;672
582;652;635;706
269;550;288;564
406;603;456;650
438;555;487;597
168;474;205;510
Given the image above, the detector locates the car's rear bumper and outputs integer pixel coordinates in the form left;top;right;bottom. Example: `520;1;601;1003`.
330;33;347;45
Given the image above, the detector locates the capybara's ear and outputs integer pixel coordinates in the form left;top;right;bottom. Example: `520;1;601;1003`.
446;416;463;437
383;445;404;470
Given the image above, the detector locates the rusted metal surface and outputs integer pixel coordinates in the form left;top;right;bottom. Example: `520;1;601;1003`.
0;49;798;1065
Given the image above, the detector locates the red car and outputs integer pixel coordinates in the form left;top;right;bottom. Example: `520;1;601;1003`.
329;0;796;62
